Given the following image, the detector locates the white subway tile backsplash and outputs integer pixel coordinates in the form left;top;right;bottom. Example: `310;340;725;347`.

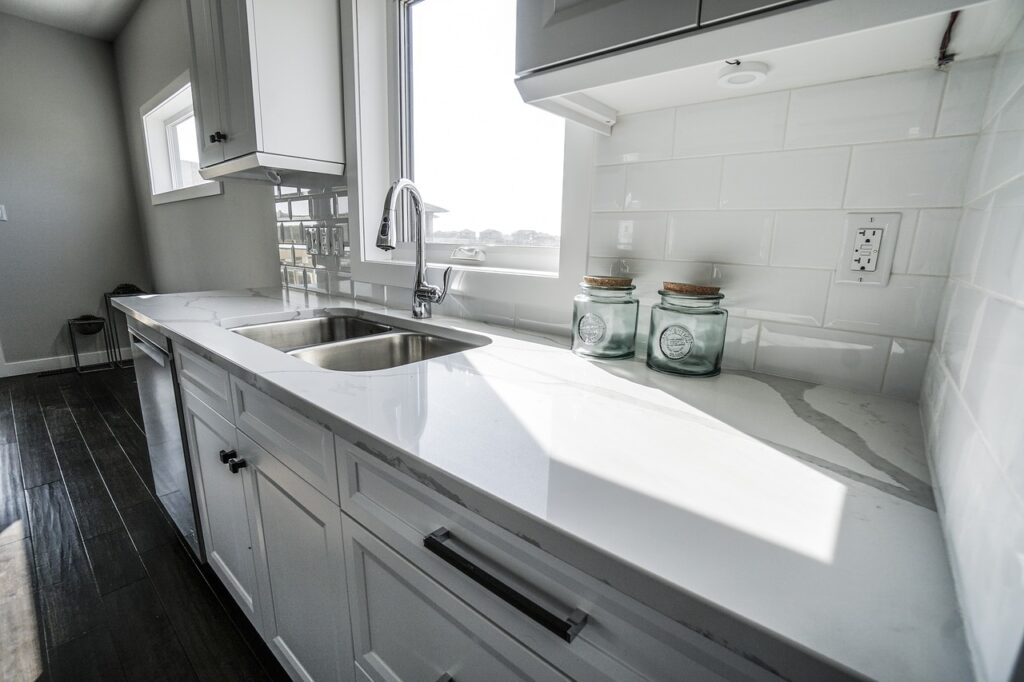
962;298;1024;469
722;316;759;370
596;109;675;165
983;15;1024;125
890;209;919;275
949;197;992;282
824;275;945;340
785;70;944;148
908;209;960;276
720;147;850;209
771;211;844;269
592;166;626;211
673;91;788;157
624;158;722;210
939;283;986;388
579;62;992;401
711;264;831;326
665;211;773;264
937;58;996;137
882;338;931;401
589;213;668;260
973;86;1024;197
755;322;890;392
845;137;976;209
973;175;1024;301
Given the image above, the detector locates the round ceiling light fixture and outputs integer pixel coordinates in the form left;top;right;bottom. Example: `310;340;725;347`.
717;61;769;88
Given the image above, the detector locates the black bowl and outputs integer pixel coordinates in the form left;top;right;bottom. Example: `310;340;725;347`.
71;315;105;335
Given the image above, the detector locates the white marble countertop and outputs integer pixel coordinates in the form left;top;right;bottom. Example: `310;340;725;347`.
115;288;969;682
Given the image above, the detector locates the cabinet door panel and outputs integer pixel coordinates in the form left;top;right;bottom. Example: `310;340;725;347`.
186;0;225;167
343;518;567;682
217;0;259;160
181;390;260;626
241;432;351;682
516;0;698;75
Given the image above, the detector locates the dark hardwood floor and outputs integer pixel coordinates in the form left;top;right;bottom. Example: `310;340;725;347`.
0;366;289;682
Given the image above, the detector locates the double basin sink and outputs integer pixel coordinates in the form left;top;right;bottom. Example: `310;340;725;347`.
230;308;488;371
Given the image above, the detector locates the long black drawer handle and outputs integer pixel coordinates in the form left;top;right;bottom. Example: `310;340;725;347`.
423;528;588;643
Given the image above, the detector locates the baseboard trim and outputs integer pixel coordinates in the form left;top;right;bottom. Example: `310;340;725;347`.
0;348;132;378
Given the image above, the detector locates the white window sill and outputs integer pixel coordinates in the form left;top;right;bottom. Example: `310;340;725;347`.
151;181;222;206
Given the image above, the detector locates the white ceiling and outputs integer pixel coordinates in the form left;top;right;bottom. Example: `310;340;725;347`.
0;0;143;40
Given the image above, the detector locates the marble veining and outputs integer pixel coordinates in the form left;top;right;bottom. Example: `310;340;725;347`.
115;288;970;682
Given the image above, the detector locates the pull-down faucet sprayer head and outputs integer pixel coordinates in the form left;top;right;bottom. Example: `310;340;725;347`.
376;183;400;251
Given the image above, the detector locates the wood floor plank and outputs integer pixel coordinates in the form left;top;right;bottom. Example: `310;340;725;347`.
81;376;154;488
47;628;125;682
11;381;61;489
83;529;146;595
0;442;28;547
39;568;103;648
0;385;16;444
25;482;89;588
141;541;270;682
102;578;198;682
120;499;177;554
58;459;122;540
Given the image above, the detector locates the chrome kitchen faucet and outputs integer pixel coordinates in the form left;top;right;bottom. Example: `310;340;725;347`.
376;178;452;319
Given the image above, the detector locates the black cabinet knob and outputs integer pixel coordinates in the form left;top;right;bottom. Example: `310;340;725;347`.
227;458;247;474
209;131;227;143
209;133;217;143
219;449;236;463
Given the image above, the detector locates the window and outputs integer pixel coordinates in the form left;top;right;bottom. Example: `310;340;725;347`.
140;72;220;205
395;0;565;272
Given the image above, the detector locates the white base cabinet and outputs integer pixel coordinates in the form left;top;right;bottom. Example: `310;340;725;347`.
171;371;783;681
343;518;567;682
181;389;262;628
238;431;353;682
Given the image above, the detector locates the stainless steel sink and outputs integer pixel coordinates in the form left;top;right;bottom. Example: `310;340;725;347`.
231;312;392;351
288;331;482;371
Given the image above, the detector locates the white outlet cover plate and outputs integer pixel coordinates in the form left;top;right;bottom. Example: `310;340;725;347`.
835;212;902;286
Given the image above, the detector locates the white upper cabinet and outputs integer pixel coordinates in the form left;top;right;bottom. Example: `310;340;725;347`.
185;0;345;186
515;0;1007;134
515;0;699;76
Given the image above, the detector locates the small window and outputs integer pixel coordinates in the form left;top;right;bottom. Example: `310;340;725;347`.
396;0;565;272
141;74;220;204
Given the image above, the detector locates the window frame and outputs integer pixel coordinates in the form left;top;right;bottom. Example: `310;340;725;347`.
340;0;592;308
140;71;221;206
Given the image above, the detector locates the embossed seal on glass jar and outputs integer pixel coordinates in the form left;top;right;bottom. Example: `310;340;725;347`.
571;276;639;359
646;282;728;376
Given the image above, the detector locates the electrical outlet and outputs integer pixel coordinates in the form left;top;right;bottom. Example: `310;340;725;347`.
851;228;882;272
835;213;901;286
0;204;7;221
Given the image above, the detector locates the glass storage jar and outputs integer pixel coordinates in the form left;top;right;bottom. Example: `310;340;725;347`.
647;282;728;377
571;276;639;359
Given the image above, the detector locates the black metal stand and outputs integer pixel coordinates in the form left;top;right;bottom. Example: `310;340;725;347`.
67;317;116;374
104;284;147;368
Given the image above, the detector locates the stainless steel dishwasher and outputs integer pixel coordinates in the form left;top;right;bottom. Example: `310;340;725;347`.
129;323;204;561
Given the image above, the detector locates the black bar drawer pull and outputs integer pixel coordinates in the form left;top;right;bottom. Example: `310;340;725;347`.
423;527;588;643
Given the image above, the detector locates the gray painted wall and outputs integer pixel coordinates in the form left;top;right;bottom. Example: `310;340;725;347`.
114;0;280;295
0;12;151;364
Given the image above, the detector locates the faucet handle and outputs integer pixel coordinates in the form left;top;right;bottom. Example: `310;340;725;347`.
437;266;453;303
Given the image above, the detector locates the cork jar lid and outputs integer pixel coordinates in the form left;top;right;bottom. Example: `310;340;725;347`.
582;275;634;288
662;281;721;295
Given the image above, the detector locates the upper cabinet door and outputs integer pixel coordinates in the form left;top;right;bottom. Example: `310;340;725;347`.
515;0;699;75
186;0;225;167
700;0;801;25
216;0;258;162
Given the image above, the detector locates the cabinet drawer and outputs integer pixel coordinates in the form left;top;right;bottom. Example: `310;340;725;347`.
232;378;338;504
176;345;233;420
343;517;569;682
337;440;775;682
